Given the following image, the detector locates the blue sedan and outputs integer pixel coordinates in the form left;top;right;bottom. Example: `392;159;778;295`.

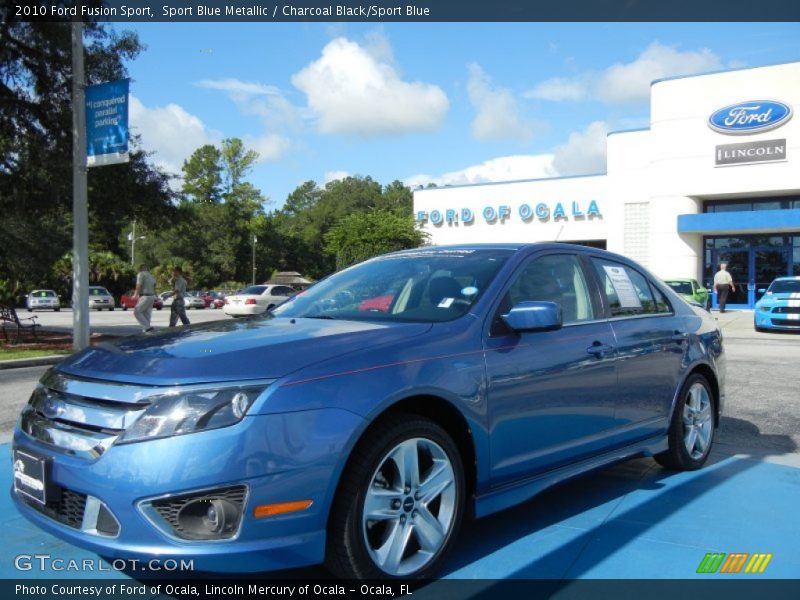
754;276;800;332
11;244;725;579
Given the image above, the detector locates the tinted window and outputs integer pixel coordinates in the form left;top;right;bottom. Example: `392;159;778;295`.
769;280;800;294
504;254;595;324
90;288;110;296
592;259;667;316
271;286;295;296
33;290;57;297
665;281;693;295
241;285;267;295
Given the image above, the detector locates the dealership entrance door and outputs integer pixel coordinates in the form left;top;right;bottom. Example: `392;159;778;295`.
704;236;799;308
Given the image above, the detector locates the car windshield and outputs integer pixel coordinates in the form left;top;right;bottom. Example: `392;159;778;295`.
666;281;693;295
33;291;56;297
273;248;512;323
768;280;800;294
240;285;267;295
90;288;110;296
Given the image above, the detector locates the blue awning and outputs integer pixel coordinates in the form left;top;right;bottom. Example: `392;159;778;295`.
677;208;800;234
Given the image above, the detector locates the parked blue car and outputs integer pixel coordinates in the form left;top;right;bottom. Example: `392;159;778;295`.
754;276;800;332
12;244;725;579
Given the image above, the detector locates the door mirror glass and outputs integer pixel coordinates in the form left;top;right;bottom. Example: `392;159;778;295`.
502;301;562;332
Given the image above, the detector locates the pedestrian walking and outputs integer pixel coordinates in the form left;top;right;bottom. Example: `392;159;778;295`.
168;266;190;327
713;262;735;313
133;263;157;332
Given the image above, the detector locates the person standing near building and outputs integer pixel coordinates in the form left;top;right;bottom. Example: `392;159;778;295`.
713;262;735;313
133;263;157;332
169;266;190;327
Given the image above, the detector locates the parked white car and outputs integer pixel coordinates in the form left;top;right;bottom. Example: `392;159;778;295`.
88;286;115;311
159;291;206;309
26;289;61;312
223;284;296;317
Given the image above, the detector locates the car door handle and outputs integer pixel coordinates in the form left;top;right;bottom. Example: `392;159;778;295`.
671;331;689;343
587;342;613;358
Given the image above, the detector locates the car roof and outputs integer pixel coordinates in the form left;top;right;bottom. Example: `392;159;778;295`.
772;276;800;281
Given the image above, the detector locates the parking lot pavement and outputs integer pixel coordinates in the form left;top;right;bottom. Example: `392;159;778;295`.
22;307;230;336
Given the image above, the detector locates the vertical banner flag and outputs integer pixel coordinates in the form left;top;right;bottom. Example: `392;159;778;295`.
85;79;130;167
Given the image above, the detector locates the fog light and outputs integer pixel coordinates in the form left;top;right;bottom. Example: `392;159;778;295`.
175;497;241;539
760;306;770;312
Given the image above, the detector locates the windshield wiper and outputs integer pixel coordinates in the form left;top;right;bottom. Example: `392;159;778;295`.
304;314;337;320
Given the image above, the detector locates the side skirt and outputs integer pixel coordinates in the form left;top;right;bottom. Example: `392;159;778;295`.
473;435;667;519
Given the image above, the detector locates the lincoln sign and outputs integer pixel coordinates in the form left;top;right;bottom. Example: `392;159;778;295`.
715;139;786;167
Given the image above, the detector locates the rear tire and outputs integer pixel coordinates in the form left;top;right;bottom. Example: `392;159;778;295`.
655;374;715;471
325;415;464;579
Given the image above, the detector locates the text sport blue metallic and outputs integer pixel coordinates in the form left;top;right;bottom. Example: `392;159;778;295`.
11;244;725;578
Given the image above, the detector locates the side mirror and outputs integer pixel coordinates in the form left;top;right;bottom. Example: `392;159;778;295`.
502;301;562;333
757;288;766;294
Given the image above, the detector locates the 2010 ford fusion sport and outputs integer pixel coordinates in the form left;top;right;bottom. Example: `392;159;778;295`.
12;244;725;578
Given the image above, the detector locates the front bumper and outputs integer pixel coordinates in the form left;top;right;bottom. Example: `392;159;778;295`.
11;407;364;572
755;308;800;330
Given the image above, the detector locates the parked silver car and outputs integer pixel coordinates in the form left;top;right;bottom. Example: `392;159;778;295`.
26;289;61;312
88;286;115;311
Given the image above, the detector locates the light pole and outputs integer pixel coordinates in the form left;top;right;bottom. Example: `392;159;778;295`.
252;234;257;285
128;219;146;265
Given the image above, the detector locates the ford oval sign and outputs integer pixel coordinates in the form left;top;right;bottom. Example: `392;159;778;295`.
708;100;793;135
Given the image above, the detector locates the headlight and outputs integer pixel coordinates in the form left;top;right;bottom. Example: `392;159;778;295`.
118;385;265;444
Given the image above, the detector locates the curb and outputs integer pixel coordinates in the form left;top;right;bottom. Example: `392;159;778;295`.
0;355;66;370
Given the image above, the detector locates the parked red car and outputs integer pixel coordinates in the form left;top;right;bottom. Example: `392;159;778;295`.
204;291;225;309
120;290;163;311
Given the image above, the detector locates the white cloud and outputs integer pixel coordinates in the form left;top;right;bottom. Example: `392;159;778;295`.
128;95;220;175
196;78;303;131
245;133;290;163
550;121;609;176
405;121;610;188
405;154;555;188
291;37;449;136
526;42;724;105
467;63;533;141
324;170;351;183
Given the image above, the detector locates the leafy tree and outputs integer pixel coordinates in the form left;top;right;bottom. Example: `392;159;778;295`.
181;144;223;204
324;210;428;270
221;137;258;192
0;13;173;293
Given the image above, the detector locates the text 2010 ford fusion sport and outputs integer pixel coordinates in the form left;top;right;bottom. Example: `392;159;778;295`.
12;244;725;579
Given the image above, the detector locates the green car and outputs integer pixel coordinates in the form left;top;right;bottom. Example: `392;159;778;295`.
664;278;710;310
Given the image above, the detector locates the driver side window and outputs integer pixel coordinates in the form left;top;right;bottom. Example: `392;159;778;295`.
494;254;595;334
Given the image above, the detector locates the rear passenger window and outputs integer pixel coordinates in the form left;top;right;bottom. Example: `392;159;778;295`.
592;259;670;316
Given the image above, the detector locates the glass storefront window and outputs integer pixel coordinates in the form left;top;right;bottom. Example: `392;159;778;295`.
704;196;800;213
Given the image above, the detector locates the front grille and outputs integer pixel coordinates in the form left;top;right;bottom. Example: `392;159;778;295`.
22;487;87;529
771;319;800;328
150;485;247;540
772;306;800;314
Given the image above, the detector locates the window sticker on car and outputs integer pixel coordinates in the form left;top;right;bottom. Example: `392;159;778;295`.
603;265;642;308
438;297;455;308
461;286;478;296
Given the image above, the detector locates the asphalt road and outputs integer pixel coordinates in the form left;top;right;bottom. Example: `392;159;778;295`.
23;306;229;335
1;336;799;456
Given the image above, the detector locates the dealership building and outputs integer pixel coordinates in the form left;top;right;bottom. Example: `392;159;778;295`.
413;61;800;309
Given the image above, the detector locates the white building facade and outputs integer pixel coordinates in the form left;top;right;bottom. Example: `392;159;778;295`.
413;62;800;309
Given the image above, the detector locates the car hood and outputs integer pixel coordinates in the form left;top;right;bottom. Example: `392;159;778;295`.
56;317;432;385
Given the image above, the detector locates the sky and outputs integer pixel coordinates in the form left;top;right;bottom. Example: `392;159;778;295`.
123;22;800;208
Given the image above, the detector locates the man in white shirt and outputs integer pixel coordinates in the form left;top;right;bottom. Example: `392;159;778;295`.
133;263;157;332
713;262;735;313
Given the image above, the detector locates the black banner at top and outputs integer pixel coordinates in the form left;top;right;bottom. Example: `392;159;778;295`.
7;0;800;22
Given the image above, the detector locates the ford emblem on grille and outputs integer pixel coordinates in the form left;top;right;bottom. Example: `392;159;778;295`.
42;396;64;419
708;100;793;135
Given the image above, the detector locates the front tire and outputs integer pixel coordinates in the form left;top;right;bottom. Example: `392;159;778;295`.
655;374;715;470
326;415;464;579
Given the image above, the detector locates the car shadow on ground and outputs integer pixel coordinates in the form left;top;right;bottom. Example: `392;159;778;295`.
119;418;795;582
